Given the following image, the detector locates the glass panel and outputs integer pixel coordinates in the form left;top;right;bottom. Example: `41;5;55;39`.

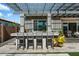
34;19;47;31
51;3;63;11
44;3;54;11
17;3;28;11
63;23;68;37
28;3;45;11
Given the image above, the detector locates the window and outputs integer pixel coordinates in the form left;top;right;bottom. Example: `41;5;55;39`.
34;20;47;31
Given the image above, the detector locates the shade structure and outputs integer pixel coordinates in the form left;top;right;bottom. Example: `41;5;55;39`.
7;3;79;16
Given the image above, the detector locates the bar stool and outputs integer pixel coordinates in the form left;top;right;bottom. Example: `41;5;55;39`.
36;38;43;49
27;38;34;49
46;38;53;49
16;35;26;50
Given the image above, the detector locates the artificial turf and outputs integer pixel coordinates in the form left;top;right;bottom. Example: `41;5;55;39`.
68;52;79;56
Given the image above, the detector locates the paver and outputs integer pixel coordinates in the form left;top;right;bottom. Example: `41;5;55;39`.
0;38;79;54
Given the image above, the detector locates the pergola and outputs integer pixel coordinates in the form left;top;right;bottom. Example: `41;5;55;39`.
7;3;79;16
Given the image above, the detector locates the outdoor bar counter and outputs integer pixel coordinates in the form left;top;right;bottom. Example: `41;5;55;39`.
10;32;54;50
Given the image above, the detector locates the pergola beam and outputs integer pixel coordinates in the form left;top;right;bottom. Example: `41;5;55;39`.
42;3;46;15
26;3;30;14
56;3;65;16
65;3;75;11
72;6;79;11
14;3;23;11
58;4;76;16
18;11;79;14
50;3;55;13
56;3;65;11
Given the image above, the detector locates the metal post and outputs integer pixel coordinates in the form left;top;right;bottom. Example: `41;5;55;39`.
32;19;34;32
76;21;78;32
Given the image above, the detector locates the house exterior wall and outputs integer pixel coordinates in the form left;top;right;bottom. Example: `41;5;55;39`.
0;19;19;43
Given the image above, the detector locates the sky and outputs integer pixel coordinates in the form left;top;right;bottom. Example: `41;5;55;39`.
0;3;20;23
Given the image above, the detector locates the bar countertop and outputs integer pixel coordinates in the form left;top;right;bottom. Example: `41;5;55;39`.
10;32;54;37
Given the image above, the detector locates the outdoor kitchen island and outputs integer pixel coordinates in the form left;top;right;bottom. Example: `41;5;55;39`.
11;32;54;50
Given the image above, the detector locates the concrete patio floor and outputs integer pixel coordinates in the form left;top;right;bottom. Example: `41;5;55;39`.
0;53;69;56
0;38;79;54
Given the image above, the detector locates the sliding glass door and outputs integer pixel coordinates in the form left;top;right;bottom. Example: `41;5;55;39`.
63;23;68;37
63;23;77;37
